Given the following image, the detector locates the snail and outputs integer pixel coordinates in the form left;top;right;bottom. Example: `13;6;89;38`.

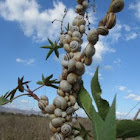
97;26;109;36
66;106;77;115
82;1;89;9
106;12;116;29
68;59;76;72
70;26;79;32
70;41;80;52
85;43;96;57
87;30;99;45
38;100;48;110
45;105;56;114
55;133;65;140
61;60;68;68
52;117;64;128
76;4;84;13
64;96;69;101
74;136;84;140
79;25;85;33
53;96;68;110
69;95;76;106
49;122;58;133
67;73;78;85
62;69;68;80
62;111;67;118
72;31;82;39
64;44;71;53
71;37;80;43
64;53;73;61
40;95;48;101
110;0;124;13
57;89;65;97
61;124;72;136
54;108;63;117
49;114;56;119
84;56;93;66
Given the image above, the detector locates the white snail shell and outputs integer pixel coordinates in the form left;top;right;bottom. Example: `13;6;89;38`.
71;37;80;43
64;53;73;61
62;112;67;118
72;18;79;26
72;118;77;124
61;124;72;136
68;59;76;72
60;80;72;93
79;25;85;33
64;44;71;53
63;35;72;44
76;15;84;20
54;108;63;117
85;43;96;57
61;60;68;68
72;31;82;39
106;12;116;29
74;136;84;140
97;26;109;36
68;30;72;36
53;96;68;110
57;89;65;97
73;52;81;61
69;95;76;106
52;118;64;128
82;1;89;9
76;5;84;12
50;136;56;140
49;114;56;119
62;69;68;80
67;73;78;85
55;133;65;140
84;56;93;66
40;95;48;101
70;26;79;32
49;122;58;133
70;41;79;52
38;100;48;110
66;107;76;115
64;96;69;101
66;115;72;121
87;30;99;45
110;0;124;13
45;105;56;114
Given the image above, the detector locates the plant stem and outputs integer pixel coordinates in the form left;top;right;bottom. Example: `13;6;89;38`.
32;85;45;92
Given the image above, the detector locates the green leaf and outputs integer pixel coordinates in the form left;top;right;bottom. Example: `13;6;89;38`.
42;74;45;82
3;91;10;98
50;85;59;89
117;120;140;138
10;88;17;100
100;96;116;140
54;49;59;58
46;49;53;60
91;66;110;120
36;81;44;85
0;96;9;105
48;38;53;46
41;45;52;49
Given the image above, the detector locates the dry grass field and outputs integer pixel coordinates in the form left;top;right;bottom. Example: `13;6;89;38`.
0;112;137;140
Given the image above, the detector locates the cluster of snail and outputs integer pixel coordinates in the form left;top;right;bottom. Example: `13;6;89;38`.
38;0;124;139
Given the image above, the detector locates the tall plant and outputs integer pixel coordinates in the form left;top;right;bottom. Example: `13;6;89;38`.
1;0;140;139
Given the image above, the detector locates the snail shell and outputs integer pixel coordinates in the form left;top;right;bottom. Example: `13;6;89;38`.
49;122;58;133
62;112;67;118
50;136;56;140
87;30;99;45
71;37;80;43
66;107;76;115
97;26;109;36
73;52;81;61
52;118;64;128
49;114;56;119
64;44;71;53
53;96;68;110
72;118;77;124
70;26;79;32
62;69;68;80
106;12;116;29
55;133;65;140
63;35;72;44
54;108;63;117
59;34;66;45
57;89;65;97
40;95;48;101
68;59;76;72
64;96;69;101
82;1;89;9
38;100;48;110
67;73;78;85
84;56;93;66
79;25;85;33
61;60;68;68
60;80;72;93
69;95;76;106
72;31;82;39
72;18;79;26
74;136;84;140
73;83;80;92
68;30;72;36
70;41;79;52
76;5;84;12
110;0;124;13
64;53;73;61
45;105;56;114
61;124;72;136
77;0;83;4
75;61;85;71
85;43;96;57
66;115;72;121
78;19;86;26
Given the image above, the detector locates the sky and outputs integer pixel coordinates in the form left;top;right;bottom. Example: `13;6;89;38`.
0;0;140;119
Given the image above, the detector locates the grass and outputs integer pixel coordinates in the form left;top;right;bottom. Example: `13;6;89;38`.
0;112;137;140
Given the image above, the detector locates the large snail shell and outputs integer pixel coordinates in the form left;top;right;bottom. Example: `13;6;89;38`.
70;26;79;32
57;89;65;97
78;19;86;26
45;105;56;114
55;133;65;140
106;12;116;29
49;122;58;133
85;43;96;57
97;26;109;36
64;44;71;53
73;52;81;61
84;56;92;66
54;108;63;117
74;136;84;140
60;80;72;93
53;96;68;110
87;30;99;45
110;0;124;13
66;107;76;115
75;61;85;71
52;118;64;128
68;59;76;72
63;35;72;44
72;18;79;26
71;37;80;43
38;100;48;110
76;5;84;12
79;25;85;33
72;31;82;39
61;124;72;136
40;95;48;101
69;95;76;106
70;41;79;52
67;73;78;85
61;60;68;68
82;1;89;9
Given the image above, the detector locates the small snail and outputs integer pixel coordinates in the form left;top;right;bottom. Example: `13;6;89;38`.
85;43;96;57
87;30;99;45
106;12;116;29
45;105;56;114
67;73;78;85
52;118;64;128
97;26;109;36
61;124;72;136
70;41;80;52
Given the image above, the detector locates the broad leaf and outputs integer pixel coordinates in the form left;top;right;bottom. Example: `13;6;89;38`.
117;120;140;138
0;96;9;105
91;66;110;120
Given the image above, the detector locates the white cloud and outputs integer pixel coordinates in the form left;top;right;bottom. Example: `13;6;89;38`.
123;24;131;32
126;32;138;41
21;100;30;103
118;86;126;91
129;1;140;20
113;58;121;65
16;58;35;65
103;65;113;70
125;93;140;101
0;0;77;42
116;111;127;116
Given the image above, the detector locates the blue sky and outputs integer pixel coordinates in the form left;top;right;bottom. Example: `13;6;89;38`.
0;0;140;119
